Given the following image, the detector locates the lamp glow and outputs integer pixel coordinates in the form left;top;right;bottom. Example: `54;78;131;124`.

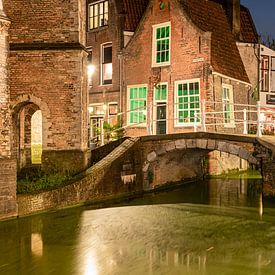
87;64;95;77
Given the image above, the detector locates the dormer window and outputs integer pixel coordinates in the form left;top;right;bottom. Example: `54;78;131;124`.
89;0;109;30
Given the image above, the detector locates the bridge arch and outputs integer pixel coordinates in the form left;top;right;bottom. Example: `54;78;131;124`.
142;137;259;189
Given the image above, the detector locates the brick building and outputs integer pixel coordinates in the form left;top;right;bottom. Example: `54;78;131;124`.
86;0;148;142
3;0;89;173
122;0;252;136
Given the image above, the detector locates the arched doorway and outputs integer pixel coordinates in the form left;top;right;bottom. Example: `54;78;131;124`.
13;102;43;170
31;110;42;164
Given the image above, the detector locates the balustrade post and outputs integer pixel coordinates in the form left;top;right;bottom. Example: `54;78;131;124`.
256;101;262;138
243;108;248;135
147;103;153;135
194;110;197;132
100;119;104;146
201;99;206;132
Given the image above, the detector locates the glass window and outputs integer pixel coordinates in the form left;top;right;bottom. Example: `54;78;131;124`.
176;81;200;124
222;85;235;125
128;86;147;125
88;0;108;30
152;22;171;66
101;43;112;85
155;84;167;101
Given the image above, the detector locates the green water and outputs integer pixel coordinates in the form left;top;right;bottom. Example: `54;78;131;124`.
1;178;275;275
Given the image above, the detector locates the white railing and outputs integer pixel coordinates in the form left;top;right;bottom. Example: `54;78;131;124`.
90;100;275;146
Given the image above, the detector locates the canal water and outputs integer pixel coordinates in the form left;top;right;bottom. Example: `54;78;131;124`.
1;177;275;275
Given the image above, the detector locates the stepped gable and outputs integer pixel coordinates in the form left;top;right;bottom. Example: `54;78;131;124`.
122;0;149;32
180;0;250;83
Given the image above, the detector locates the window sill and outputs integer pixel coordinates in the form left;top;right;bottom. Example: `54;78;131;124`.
127;123;147;128
88;25;108;33
175;123;201;127
152;62;171;68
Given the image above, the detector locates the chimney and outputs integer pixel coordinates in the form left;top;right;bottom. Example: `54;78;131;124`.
226;0;241;39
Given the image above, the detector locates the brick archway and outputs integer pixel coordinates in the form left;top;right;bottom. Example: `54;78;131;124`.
11;95;50;169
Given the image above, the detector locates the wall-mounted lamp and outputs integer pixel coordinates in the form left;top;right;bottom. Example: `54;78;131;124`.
87;64;95;78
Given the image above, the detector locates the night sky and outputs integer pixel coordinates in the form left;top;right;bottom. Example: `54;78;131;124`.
241;0;275;38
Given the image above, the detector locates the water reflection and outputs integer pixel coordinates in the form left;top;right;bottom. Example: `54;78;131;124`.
0;178;275;275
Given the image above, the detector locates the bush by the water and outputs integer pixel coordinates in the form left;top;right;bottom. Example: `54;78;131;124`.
17;172;72;194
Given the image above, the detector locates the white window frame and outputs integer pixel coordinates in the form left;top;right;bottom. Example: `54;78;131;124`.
127;84;148;127
153;82;168;134
222;84;235;128
152;22;171;67
174;79;201;127
100;42;112;85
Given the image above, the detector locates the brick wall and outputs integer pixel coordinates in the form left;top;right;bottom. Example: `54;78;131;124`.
9;50;88;151
4;0;89;173
18;138;142;216
3;0;85;44
0;18;11;157
0;11;17;219
0;159;17;219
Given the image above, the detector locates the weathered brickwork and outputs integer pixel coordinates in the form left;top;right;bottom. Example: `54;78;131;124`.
18;138;142;216
3;0;88;172
3;0;86;44
0;6;17;219
0;16;10;157
0;159;17;219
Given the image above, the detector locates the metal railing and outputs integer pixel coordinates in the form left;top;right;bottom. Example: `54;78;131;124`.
90;100;275;146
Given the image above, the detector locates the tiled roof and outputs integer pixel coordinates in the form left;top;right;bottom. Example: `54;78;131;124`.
240;5;258;43
209;0;258;43
180;0;250;83
122;0;149;32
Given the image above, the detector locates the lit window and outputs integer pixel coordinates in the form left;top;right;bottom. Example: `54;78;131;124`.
152;22;171;67
89;0;109;30
128;86;147;125
222;84;235;126
101;43;112;85
175;80;200;125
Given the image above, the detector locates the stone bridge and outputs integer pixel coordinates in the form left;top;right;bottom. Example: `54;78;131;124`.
139;132;275;190
15;132;275;218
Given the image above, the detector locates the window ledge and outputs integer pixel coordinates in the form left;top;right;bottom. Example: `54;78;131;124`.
175;123;201;128
152;63;171;68
88;25;108;33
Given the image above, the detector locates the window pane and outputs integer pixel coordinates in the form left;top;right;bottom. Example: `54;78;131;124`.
89;1;108;30
157;28;161;39
166;26;170;37
129;86;147;124
154;24;170;65
103;45;112;63
177;81;200;124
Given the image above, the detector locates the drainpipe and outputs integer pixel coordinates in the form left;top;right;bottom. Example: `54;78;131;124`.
118;52;123;114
